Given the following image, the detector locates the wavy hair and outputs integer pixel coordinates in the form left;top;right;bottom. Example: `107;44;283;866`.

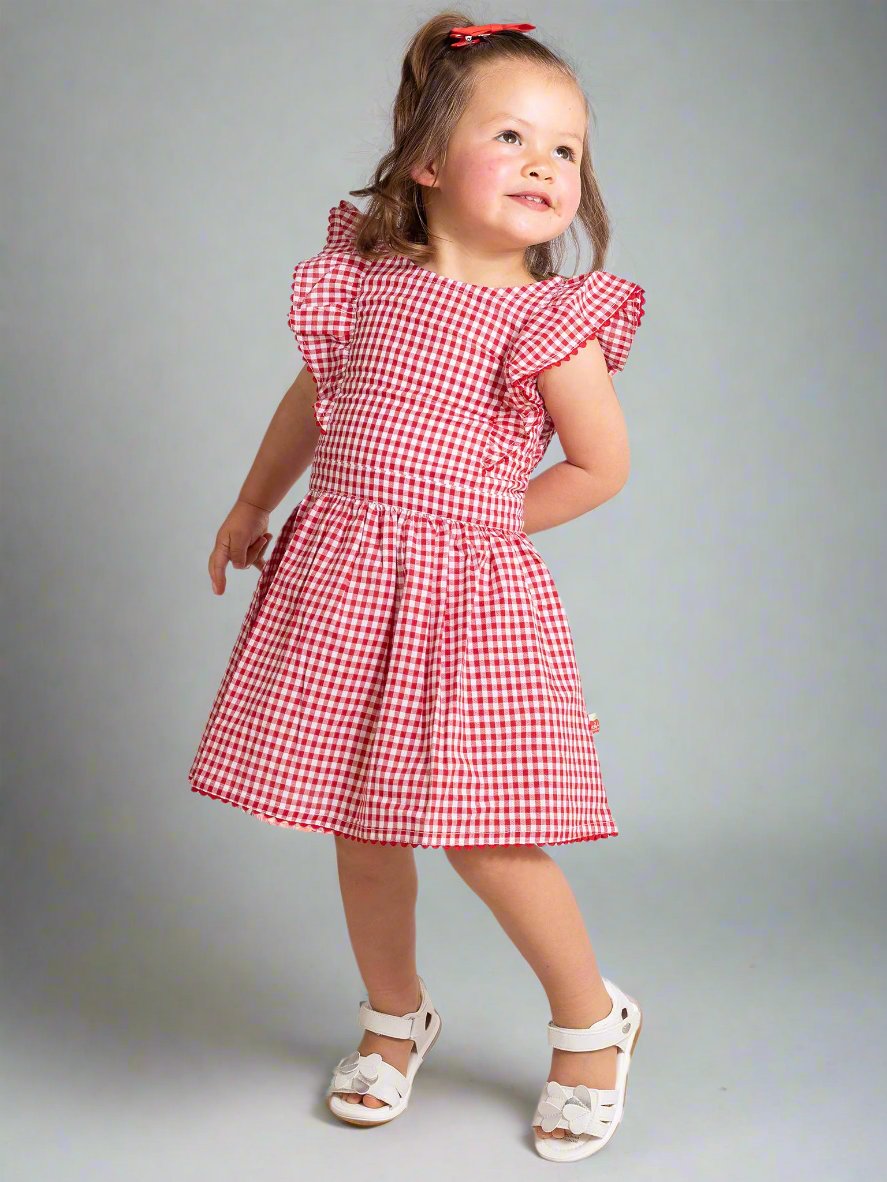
347;10;611;279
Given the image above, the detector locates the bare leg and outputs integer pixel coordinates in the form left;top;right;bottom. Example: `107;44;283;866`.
444;843;616;1140
331;834;423;1108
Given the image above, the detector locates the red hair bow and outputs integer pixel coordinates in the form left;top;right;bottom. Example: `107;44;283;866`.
449;22;536;49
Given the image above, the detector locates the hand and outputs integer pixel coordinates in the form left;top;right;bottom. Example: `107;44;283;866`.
208;499;273;596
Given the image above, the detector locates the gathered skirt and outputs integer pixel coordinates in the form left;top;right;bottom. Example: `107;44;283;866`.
188;482;617;848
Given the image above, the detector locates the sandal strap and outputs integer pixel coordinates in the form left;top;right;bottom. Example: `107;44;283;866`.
546;980;637;1052
359;1001;416;1041
533;1083;619;1138
330;1052;407;1107
547;1010;625;1052
356;976;437;1058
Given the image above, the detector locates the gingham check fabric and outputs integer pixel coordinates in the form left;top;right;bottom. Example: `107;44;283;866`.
188;200;646;847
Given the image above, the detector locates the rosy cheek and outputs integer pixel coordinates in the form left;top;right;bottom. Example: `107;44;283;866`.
458;158;500;194
477;156;513;191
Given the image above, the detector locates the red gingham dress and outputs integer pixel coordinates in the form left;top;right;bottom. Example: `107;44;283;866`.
188;199;646;848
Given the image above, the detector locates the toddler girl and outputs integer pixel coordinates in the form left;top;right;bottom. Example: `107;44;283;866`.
189;11;646;1162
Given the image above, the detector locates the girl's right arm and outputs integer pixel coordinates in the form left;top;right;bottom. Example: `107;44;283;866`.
208;365;320;595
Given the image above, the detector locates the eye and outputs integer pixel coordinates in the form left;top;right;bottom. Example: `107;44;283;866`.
495;130;577;162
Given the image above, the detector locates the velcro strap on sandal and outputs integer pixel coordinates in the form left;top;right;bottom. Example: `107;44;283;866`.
362;1069;405;1107
359;1000;416;1041
547;1005;631;1052
542;1106;614;1139
533;1084;619;1138
333;1059;409;1111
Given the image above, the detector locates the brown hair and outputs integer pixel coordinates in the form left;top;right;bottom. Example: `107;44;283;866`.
347;10;611;279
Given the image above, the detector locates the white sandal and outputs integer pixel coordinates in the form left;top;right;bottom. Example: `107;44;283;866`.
531;977;643;1161
326;976;442;1126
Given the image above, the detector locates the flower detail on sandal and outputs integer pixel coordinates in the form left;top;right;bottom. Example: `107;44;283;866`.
332;1051;383;1095
536;1082;601;1134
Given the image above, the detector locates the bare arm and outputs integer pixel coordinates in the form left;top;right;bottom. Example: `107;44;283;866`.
523;338;630;535
206;365;321;595
237;364;322;513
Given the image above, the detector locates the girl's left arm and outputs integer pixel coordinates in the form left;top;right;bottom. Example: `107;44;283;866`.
237;365;321;513
523;338;630;534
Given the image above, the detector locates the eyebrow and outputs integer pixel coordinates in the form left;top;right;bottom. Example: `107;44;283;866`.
483;112;584;143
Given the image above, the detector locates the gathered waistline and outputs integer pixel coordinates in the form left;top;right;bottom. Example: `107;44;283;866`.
307;457;525;533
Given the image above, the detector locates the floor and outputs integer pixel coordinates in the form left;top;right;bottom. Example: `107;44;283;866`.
2;834;881;1180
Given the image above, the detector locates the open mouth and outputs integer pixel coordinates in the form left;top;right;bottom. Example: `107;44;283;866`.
507;193;552;210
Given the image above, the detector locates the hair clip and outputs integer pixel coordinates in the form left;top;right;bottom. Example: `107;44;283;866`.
448;22;536;49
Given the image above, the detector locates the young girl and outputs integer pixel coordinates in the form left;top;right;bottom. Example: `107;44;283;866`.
188;12;646;1162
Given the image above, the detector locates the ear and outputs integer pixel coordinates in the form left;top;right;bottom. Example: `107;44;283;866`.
410;161;439;188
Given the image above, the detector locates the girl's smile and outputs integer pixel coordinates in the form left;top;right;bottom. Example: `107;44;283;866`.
507;192;555;210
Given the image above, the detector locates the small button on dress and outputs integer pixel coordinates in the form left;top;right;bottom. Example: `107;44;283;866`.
188;199;647;848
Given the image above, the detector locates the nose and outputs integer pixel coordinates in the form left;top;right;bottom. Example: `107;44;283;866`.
524;158;554;182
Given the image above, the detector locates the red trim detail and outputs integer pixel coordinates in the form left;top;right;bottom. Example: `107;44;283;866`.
536;282;647;378
537;334;599;376
189;785;617;848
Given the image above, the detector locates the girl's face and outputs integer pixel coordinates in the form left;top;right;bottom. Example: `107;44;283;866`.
416;63;586;253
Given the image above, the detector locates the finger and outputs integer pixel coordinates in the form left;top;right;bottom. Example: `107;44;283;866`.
229;529;250;569
208;545;229;595
245;535;269;568
249;533;273;569
255;547;271;571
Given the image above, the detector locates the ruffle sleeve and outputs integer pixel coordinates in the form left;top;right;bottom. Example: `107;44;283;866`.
287;199;369;432
499;269;646;449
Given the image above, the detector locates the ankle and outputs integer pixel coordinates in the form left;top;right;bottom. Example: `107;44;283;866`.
367;975;421;1017
549;983;613;1031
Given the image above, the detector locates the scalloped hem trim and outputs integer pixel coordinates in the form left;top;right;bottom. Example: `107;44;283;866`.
189;784;618;848
537;333;599;377
536;281;647;378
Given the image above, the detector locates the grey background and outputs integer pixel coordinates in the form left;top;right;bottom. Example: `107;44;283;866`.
2;1;884;1178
